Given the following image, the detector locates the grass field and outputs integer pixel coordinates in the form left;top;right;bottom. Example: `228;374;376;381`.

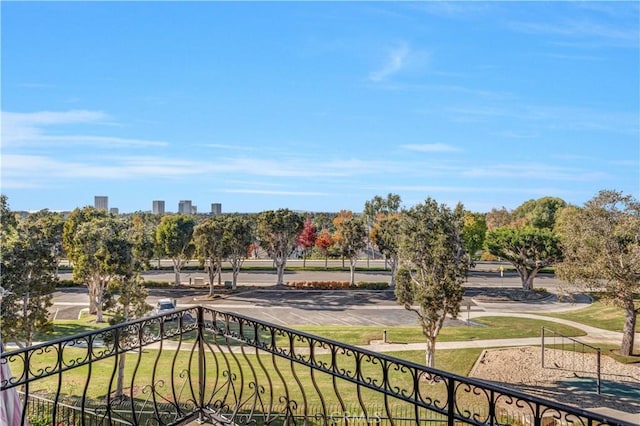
293;317;585;345
541;294;640;333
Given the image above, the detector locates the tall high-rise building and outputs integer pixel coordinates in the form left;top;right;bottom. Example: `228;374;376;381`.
178;200;192;214
152;200;165;215
211;203;222;215
94;196;108;211
109;208;119;215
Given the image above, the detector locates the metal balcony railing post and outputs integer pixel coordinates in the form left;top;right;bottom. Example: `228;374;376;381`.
447;377;455;426
197;306;206;420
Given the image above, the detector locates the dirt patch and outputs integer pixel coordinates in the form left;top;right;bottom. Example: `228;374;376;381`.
469;346;640;414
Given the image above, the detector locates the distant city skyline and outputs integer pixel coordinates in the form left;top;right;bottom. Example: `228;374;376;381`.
87;196;223;215
2;2;638;213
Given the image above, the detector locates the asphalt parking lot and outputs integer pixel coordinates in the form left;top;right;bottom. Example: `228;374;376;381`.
51;262;565;327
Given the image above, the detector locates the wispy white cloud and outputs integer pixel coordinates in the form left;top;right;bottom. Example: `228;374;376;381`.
447;105;639;135
545;53;604;61
400;143;461;153
202;143;254;151
492;130;538;139
220;189;330;196
2;154;205;182
608;159;638;167
2;152;405;186
462;163;608;182
508;19;639;47
215;157;401;178
369;43;429;82
1;110;168;148
379;83;510;99
414;2;496;19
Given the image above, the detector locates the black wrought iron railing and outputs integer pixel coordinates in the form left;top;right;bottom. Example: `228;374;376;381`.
1;307;634;425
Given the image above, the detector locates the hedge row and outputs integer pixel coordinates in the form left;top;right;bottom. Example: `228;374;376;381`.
286;281;389;290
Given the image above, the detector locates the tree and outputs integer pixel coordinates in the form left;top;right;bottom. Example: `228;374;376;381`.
256;209;304;285
394;198;468;368
128;212;159;271
312;213;335;233
485;207;511;230
363;193;402;224
315;229;334;270
0;194;17;236
336;216;367;286
485;226;562;291
109;272;150;398
1;207;57;348
364;193;402;269
193;217;225;295
555;190;640;356
67;216;134;322
297;217;317;268
102;217;152;398
484;197;565;290
223;215;254;288
370;213;401;286
155;214;196;287
513;197;567;229
462;211;487;260
22;210;65;277
62;207;109;315
332;210;354;268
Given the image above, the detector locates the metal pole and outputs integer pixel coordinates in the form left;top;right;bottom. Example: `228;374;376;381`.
596;349;601;395
541;328;545;368
198;307;206;421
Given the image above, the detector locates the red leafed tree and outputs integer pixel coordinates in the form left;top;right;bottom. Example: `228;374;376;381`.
315;229;333;270
297;218;317;268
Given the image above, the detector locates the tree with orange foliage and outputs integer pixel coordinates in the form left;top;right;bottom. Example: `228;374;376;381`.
315;229;333;270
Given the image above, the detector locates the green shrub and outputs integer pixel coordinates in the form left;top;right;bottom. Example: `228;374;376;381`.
142;280;172;288
354;281;389;290
56;279;81;288
29;415;52;426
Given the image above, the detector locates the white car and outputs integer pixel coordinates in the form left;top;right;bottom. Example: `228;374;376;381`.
155;299;176;315
154;298;194;323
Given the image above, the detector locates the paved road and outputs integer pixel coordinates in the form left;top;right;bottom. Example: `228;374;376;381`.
52;261;569;323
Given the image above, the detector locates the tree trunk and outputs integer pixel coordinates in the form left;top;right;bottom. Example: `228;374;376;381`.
233;268;240;287
517;266;538;291
303;252;306;268
115;352;126;398
324;255;328;270
172;259;181;287
425;336;436;368
95;285;104;323
620;296;637;356
88;282;97;315
388;256;398;288
275;258;286;285
115;304;129;398
207;260;217;297
349;257;357;286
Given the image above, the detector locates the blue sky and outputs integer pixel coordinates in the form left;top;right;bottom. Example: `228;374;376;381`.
2;1;638;214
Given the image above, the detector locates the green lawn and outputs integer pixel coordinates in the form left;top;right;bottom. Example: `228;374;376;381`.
34;318;107;342
38;316;586;349
11;344;483;411
293;317;586;346
540;294;640;333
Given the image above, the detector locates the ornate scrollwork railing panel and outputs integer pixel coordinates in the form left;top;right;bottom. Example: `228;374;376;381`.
2;306;632;426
